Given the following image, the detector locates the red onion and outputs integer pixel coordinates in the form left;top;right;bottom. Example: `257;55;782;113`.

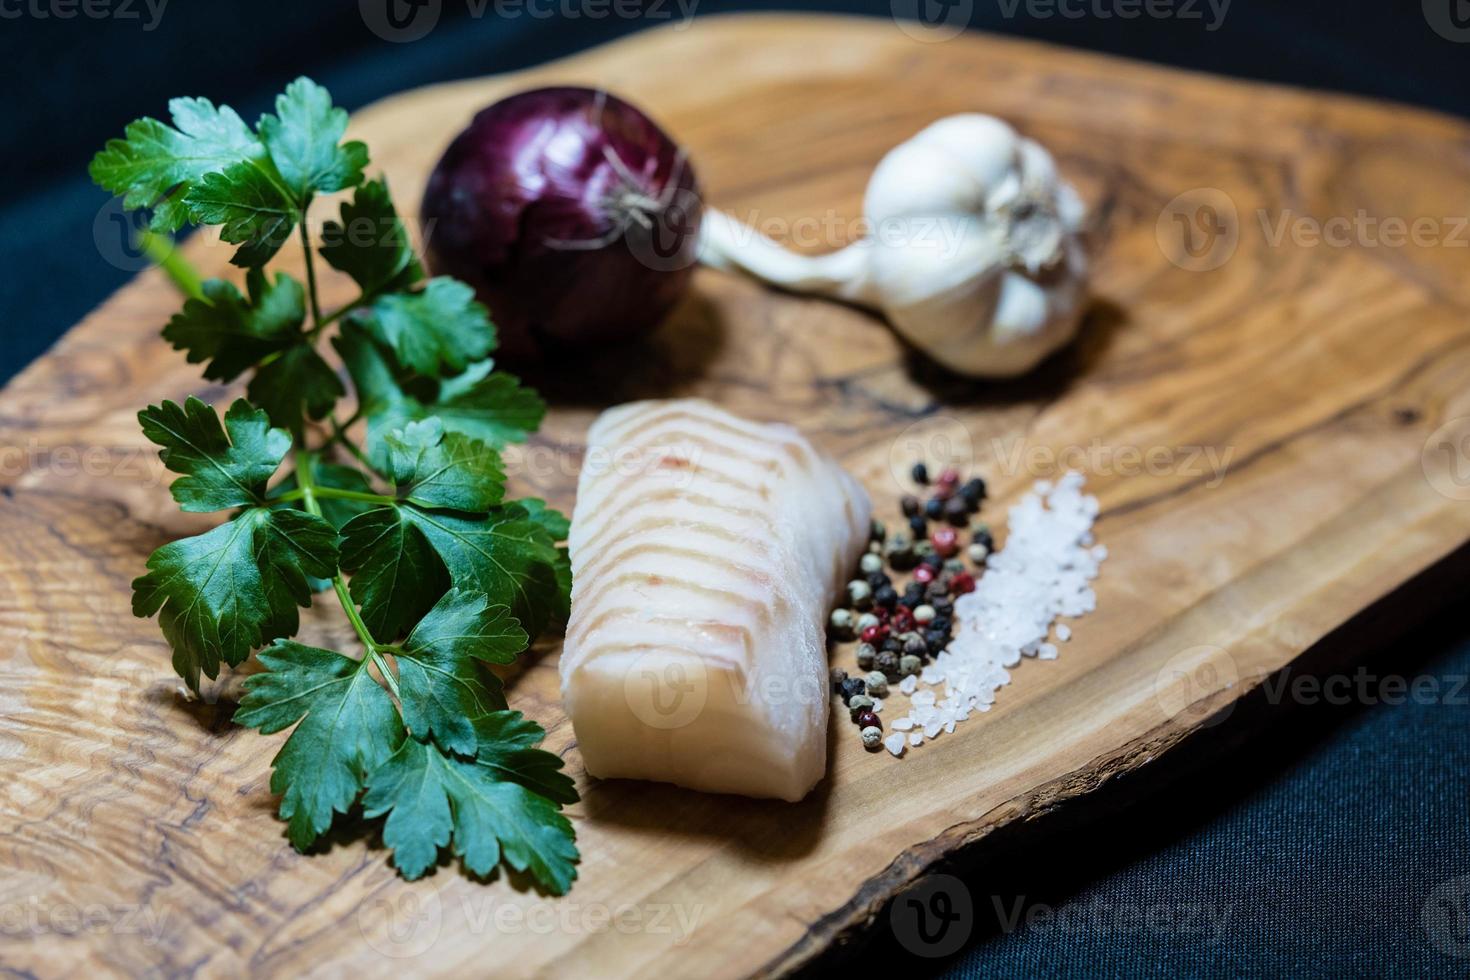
421;87;701;360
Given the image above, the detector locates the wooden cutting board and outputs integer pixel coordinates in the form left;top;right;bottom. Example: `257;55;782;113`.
4;13;1470;978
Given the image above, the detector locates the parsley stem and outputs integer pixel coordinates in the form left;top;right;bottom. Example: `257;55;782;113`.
295;451;389;675
299;218;324;327
274;485;394;506
138;230;205;301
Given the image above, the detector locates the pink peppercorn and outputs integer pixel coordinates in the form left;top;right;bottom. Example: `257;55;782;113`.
860;624;888;644
891;606;915;631
938;468;960;487
930;527;959;558
950;571;976;595
913;565;936;584
855;709;881;730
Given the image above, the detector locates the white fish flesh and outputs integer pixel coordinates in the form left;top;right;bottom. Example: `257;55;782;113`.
560;399;872;801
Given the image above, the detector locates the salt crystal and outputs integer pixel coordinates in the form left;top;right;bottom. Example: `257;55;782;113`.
871;698;883;713
892;716;915;731
899;675;918;695
884;733;906;757
1037;643;1058;660
1056;624;1072;642
911;689;936;707
908;732;924;747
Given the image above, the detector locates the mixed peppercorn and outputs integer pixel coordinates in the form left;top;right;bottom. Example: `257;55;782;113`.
829;465;993;750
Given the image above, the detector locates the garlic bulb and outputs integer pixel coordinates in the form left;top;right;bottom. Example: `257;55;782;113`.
698;114;1090;377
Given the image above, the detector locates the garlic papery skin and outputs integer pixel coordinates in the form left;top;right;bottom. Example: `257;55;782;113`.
698;114;1090;378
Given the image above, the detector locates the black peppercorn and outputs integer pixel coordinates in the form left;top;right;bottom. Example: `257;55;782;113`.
830;668;849;698
921;553;944;571
961;477;987;509
873;585;898;609
866;571;891;591
903;634;928;657
924;498;944;520
901;494;921;518
911;462;929;485
930;615;952;634
932;597;954;616
943;496;970;526
924;629;949;650
907;515;927;537
900;585;925;609
973;526;995;552
875;649;900;675
880;636;903;653
840;677;867;703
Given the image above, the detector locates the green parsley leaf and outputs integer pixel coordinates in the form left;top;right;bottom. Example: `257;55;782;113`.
162;269;305;383
132;506;337;689
235;640;402;850
247;344;345;435
139;397;290;512
341;500;561;643
257;77;368;201
383;419;505;512
392;589;525;755
337;325;545;456
470;711;578;806
520;499;573;624
339;506;450;641
320;178;423;295
403;505;563;639
362;735;579;891
88;96;261;233
185;160;298;267
361;277;495;378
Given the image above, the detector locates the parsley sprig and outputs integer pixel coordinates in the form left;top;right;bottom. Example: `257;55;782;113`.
94;78;578;892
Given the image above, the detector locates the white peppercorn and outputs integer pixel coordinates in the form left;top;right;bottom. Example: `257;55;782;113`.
860;552;885;575
865;671;889;697
861;726;883;749
899;654;922;676
855;642;877;670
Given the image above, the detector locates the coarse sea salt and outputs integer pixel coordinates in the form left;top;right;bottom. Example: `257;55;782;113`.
888;471;1104;751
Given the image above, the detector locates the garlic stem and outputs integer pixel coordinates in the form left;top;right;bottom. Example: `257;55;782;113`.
698;210;880;308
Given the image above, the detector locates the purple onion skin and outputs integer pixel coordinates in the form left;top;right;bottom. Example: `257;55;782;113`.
421;87;701;361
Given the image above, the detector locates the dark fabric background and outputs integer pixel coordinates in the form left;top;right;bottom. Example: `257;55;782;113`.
2;3;1467;977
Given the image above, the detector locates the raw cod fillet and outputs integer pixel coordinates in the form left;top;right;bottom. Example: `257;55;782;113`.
560;399;872;801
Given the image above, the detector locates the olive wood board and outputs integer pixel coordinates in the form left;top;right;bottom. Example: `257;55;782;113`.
4;12;1470;979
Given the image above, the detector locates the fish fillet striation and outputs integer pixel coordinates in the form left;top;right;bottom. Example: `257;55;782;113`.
560;399;871;801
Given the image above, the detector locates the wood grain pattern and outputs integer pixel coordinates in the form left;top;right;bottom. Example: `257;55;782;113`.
4;13;1470;977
